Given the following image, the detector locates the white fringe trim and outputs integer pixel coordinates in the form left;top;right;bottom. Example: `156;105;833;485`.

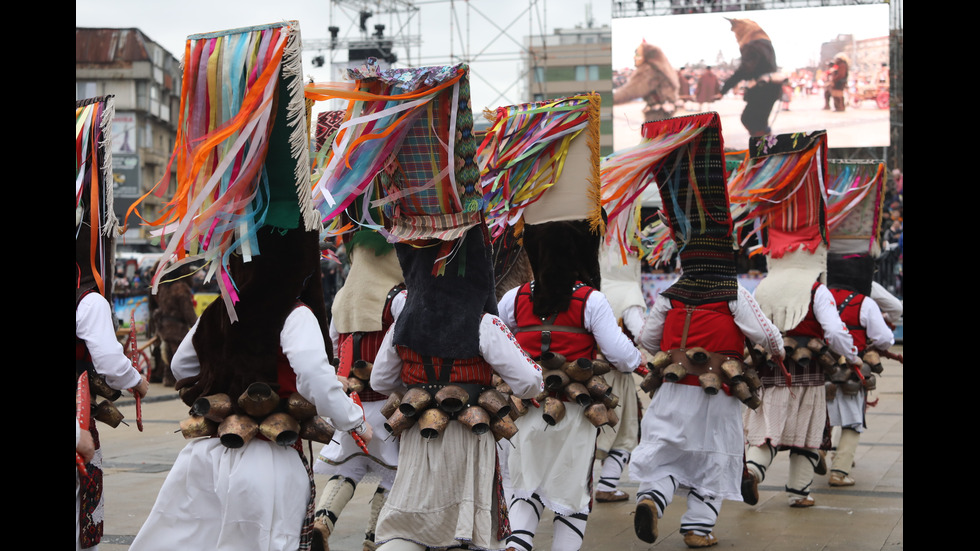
99;96;120;237
281;21;319;232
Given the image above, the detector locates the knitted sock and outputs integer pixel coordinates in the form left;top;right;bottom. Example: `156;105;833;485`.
552;512;589;551
597;449;630;492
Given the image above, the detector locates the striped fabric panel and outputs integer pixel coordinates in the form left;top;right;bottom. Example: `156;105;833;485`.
396;346;494;385
388;211;483;241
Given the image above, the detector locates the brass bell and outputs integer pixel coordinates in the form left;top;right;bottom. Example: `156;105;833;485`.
380;391;404;419
561;358;595;383
541;396;566;426
417;407;450;439
399;387;433;418
238;382;280;418
218;414;259;449
457;406;491;435
299;416;336;444
478;388;512;420
179;415;218;439
434;385;470;413
563;382;593;407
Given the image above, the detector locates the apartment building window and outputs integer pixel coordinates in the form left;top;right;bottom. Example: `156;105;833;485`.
76;81;97;101
533;67;546;83
575;65;599;82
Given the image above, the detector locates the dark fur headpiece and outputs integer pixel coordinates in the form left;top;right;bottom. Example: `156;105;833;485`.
826;253;874;297
393;224;497;359
183;226;328;407
522;219;601;318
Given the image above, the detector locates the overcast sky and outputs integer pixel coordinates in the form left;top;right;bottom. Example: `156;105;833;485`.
76;0;612;113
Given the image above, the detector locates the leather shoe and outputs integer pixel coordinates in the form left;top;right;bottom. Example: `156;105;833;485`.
789;496;815;508
683;532;719;548
596;489;629;502
633;499;659;543
829;472;855;486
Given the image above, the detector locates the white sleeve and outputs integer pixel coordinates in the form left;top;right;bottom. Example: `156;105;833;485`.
870;281;903;322
390;289;407;321
812;285;859;364
281;307;363;431
76;293;141;391
621;305;646;343
733;286;785;358
369;322;406;397
495;287;520;330
585;291;642;372
328;320;340;357
860;298;895;351
638;294;671;354
170;320;201;381
479;315;544;398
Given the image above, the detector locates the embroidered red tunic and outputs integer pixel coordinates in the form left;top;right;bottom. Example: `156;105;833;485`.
395;347;495;386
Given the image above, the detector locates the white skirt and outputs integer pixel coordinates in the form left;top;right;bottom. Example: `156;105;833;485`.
744;385;826;449
826;388;866;433
130;438;310;551
313;400;399;489
375;422;505;551
508;401;598;516
630;382;744;501
595;370;640;456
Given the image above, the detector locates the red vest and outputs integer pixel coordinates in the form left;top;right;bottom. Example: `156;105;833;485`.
512;282;597;360
829;287;868;352
336;286;403;402
661;299;746;357
787;282;824;339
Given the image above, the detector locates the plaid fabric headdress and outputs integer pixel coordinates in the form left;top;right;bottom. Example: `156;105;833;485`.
127;20;313;322
732;131;830;331
825;160;887;296
76;95;118;299
307;61;480;243
630;112;737;305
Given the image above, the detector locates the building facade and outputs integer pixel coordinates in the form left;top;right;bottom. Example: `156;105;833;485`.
76;28;181;246
525;25;614;156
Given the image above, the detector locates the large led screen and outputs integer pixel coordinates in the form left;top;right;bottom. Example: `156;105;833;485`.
611;4;890;151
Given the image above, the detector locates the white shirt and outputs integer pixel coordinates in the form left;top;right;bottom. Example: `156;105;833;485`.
858;296;895;351
76;292;142;391
370;313;544;400
810;284;860;364
496;285;643;373
639;285;785;358
870;281;903;323
172;307;364;432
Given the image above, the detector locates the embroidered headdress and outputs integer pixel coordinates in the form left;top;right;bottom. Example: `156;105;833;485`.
76;95;118;300
479;94;604;317
730;130;830;331
825;160;887;296
622;112;737;305
128;20;315;322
